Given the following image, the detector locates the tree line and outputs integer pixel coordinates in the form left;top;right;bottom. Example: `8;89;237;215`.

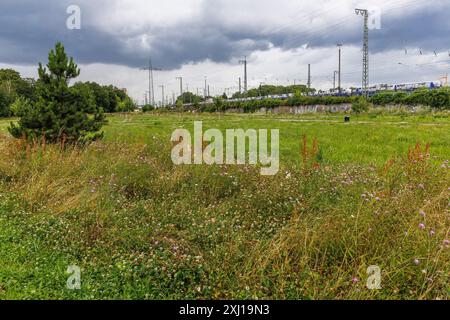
0;67;136;119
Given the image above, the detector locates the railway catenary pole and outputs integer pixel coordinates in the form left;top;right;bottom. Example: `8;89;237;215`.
159;85;165;107
337;43;342;94
355;9;369;98
333;71;339;90
239;57;248;93
307;64;311;93
176;77;183;97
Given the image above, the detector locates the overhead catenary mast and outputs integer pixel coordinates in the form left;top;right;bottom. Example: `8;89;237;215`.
307;64;311;91
176;77;183;97
337;43;343;94
355;9;369;97
159;85;165;106
239;56;248;93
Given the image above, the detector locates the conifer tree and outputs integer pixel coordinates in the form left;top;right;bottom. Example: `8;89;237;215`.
9;42;106;143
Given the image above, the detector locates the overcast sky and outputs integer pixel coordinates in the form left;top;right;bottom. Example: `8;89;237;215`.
1;0;449;103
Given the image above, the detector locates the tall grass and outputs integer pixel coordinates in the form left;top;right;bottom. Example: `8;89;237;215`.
0;123;448;299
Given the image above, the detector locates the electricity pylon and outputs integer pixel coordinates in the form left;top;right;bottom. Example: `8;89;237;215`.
355;8;369;97
140;58;162;106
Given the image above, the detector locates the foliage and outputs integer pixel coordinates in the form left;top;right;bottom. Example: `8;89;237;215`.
177;92;203;104
352;96;370;114
117;96;136;113
232;84;313;99
9;96;31;117
370;88;450;110
8;42;106;143
188;94;355;113
0;90;12;117
0;69;36;117
72;82;131;113
0;69;36;103
142;104;155;113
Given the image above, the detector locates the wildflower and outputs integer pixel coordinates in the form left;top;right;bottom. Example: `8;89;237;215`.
444;240;450;248
417;184;425;190
430;230;435;236
352;277;360;283
414;259;420;266
419;210;426;217
418;223;426;230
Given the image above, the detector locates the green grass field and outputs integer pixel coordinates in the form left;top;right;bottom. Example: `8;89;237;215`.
0;112;449;300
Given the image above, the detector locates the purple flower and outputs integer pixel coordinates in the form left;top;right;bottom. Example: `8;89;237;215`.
419;223;426;230
352;277;360;283
444;240;450;248
419;210;426;217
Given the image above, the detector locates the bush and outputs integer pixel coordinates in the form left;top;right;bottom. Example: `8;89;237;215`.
142;104;155;113
352;97;369;114
370;88;450;110
117;97;136;112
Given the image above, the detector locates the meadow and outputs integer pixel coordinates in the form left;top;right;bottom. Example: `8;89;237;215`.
0;111;449;300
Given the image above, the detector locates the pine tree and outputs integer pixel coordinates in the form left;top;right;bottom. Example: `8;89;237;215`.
9;42;106;143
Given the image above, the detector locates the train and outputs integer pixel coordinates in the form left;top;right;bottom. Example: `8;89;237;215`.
224;81;444;103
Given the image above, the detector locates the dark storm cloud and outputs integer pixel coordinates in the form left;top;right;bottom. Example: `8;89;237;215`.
0;0;449;70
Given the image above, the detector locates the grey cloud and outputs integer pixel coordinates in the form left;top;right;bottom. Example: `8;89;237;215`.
0;0;449;70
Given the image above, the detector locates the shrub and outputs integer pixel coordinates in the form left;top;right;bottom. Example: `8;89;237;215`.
352;96;369;114
371;88;450;110
117;96;136;112
142;104;155;113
